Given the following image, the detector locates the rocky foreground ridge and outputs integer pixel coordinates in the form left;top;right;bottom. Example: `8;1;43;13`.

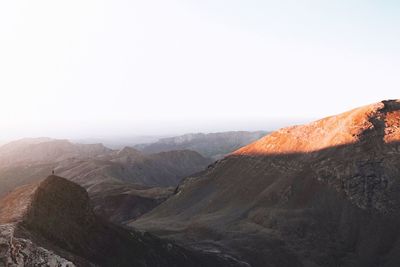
0;176;245;266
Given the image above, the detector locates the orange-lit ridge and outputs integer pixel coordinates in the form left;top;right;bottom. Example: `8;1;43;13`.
233;100;400;156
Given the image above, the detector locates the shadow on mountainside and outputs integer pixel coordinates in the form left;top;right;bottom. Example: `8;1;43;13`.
131;101;400;267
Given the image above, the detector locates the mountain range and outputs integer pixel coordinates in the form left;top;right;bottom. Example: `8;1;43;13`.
0;131;263;224
131;100;400;267
2;101;400;266
135;131;268;160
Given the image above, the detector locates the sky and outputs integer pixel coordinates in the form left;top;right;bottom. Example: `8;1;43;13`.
0;0;399;140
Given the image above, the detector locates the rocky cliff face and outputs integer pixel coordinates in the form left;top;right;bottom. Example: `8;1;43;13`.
0;224;75;267
0;178;90;266
132;100;400;267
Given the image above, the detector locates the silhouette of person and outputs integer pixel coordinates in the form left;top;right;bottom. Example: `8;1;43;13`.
52;170;55;175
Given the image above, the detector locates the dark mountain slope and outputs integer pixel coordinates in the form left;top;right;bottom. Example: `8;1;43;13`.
55;149;211;223
131;100;400;267
86;179;174;223
0;175;246;266
55;148;212;187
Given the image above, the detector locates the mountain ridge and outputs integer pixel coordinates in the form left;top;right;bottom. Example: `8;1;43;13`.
234;100;400;156
131;100;400;267
136;131;268;160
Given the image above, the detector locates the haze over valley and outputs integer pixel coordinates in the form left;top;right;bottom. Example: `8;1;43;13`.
1;101;400;266
1;0;400;266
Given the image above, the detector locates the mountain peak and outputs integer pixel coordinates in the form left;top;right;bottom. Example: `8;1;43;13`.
132;100;400;266
234;99;400;156
0;175;90;225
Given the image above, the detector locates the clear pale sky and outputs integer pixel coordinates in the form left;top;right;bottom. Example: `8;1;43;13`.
0;0;399;140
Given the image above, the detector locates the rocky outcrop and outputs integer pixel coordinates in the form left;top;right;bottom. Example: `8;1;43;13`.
0;175;246;266
0;224;75;267
132;100;400;267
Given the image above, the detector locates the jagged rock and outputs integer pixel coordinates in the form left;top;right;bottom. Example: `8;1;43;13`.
0;224;75;267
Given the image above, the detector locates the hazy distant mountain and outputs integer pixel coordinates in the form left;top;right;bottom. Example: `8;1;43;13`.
0;137;111;197
0;138;212;190
74;135;171;149
57;147;213;187
132;100;400;267
0;139;213;223
0;137;111;167
0;175;242;266
0;162;175;224
135;131;268;160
